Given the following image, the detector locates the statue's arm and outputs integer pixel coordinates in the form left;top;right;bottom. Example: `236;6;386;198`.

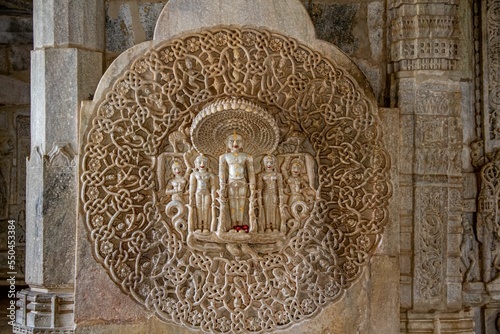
219;155;226;193
188;173;196;205
256;174;263;206
277;173;285;200
165;180;174;195
247;156;256;192
210;173;218;202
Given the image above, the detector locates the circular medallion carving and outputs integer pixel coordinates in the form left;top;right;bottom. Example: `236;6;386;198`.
81;27;391;333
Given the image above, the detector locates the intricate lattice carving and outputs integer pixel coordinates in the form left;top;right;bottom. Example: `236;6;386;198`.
389;3;459;72
81;28;391;333
478;150;500;283
191;98;280;157
416;189;445;300
486;0;500;140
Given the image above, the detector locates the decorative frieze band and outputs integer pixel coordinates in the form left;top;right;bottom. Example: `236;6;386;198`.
483;0;500;145
389;1;459;72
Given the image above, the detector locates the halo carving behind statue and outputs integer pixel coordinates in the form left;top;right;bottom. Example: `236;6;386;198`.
191;97;280;157
81;27;392;333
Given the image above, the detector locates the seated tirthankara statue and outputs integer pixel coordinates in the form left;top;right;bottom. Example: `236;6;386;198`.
218;132;256;233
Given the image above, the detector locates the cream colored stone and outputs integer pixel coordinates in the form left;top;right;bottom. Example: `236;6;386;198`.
154;0;316;44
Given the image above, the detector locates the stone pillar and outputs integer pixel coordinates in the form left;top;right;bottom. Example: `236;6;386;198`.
14;1;104;333
476;0;500;330
389;0;473;332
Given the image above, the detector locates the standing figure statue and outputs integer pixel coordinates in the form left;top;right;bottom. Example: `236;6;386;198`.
189;155;217;233
460;215;481;282
282;157;315;207
257;155;285;233
165;159;188;204
218;132;256;232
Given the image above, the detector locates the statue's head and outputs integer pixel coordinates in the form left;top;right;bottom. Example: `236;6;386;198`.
194;155;209;171
226;132;243;152
290;158;304;176
263;155;276;170
171;160;183;175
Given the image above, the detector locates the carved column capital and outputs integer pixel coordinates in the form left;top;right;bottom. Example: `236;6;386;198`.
388;1;460;73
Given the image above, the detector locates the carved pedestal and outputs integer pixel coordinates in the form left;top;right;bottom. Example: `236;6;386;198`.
14;289;74;334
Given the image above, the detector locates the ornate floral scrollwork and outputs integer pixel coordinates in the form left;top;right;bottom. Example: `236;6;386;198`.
81;27;391;333
478;150;500;283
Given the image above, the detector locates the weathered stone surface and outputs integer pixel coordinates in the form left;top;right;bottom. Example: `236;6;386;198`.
0;0;32;15
378;108;400;257
139;3;165;41
33;0;105;50
74;213;149;323
9;44;31;72
25;145;77;286
105;2;136;53
305;3;359;54
0;75;29;105
368;256;400;334
31;48;102;152
0;15;32;44
106;2;164;53
0;46;9;74
153;0;316;43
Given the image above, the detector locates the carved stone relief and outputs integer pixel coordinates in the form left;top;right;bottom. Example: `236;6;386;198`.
478;150;500;283
389;4;459;72
485;0;500;142
415;188;445;302
0;111;28;282
81;28;391;332
461;215;481;283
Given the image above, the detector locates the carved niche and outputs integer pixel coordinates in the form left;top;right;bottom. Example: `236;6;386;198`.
81;28;391;333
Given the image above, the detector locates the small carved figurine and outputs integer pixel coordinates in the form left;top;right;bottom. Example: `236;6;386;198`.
460;216;480;282
283;157;314;207
189;155;217;232
257;155;285;232
165;159;188;204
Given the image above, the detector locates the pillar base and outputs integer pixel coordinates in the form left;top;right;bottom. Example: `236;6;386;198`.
400;310;475;334
14;288;74;334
